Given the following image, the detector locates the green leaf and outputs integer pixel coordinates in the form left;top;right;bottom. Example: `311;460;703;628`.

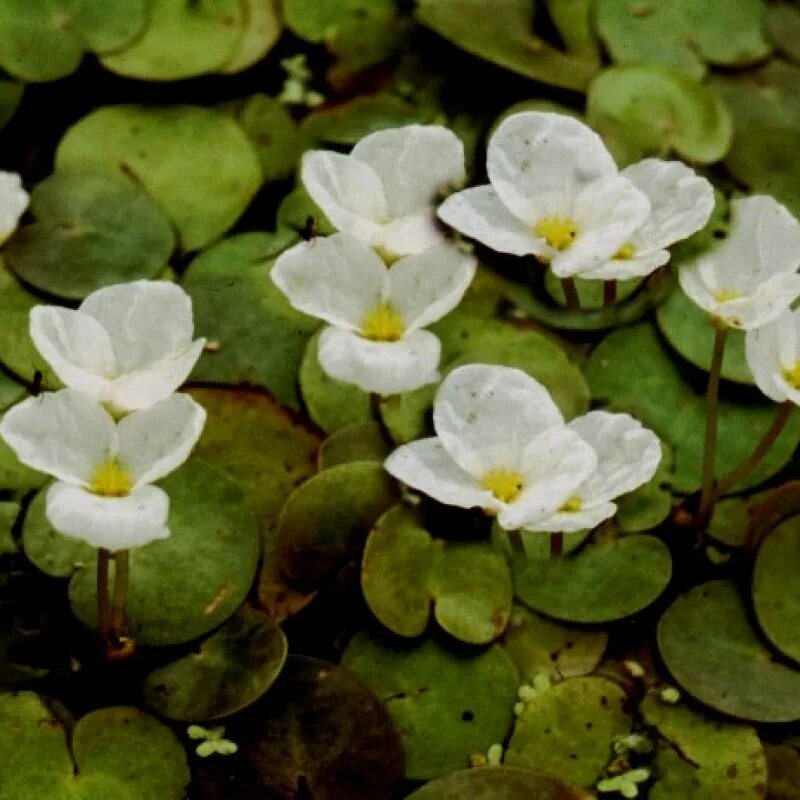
765;3;800;64
658;580;800;722
220;0;281;74
56;105;262;251
6;171;175;300
318;421;390;470
764;742;800;800
343;632;519;780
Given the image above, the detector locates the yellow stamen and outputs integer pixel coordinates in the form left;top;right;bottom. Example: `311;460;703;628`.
560;496;583;513
783;362;800;389
614;243;636;260
90;460;133;497
361;303;405;342
713;289;742;303
534;217;578;251
482;468;524;504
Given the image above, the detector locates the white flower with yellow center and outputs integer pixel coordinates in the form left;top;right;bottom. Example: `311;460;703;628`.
745;308;800;405
437;111;651;278
383;364;598;530
581;159;715;281
272;232;476;395
301;124;466;261
29;280;206;414
0;389;206;550
0;171;29;244
679;196;800;329
534;411;662;533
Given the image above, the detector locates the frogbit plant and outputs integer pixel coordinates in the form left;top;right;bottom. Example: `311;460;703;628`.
301;124;466;261
271;232;476;394
0;170;28;244
678;196;800;523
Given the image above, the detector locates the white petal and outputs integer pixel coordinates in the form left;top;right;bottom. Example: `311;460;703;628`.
46;482;169;550
582;249;670;281
29;306;117;400
271;234;387;330
300;150;387;244
0;171;29;243
432;364;564;477
745;312;799;402
80;281;195;373
386;245;477;330
352;125;465;217
534;502;618;534
568;411;662;504
678;262;717;315
623;159;715;251
381;209;448;257
117;394;206;487
437;185;549;257
383;437;498;511
487;112;617;224
498;427;597;530
551;175;651;278
317;327;440;395
0;389;115;486
107;339;206;412
713;272;800;330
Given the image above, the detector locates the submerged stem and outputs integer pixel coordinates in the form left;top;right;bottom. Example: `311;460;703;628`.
550;532;564;557
603;280;617;308
560;278;580;312
112;550;130;639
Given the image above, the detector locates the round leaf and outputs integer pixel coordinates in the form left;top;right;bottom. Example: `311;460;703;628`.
220;0;281;74
318;421;390;470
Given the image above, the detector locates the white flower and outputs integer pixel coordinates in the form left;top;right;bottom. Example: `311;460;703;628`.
437;111;650;278
580;159;715;281
30;280;206;413
745;308;800;404
534;411;662;533
0;171;29;244
678;196;800;330
271;232;476;395
301;124;465;260
0;389;206;550
383;364;598;530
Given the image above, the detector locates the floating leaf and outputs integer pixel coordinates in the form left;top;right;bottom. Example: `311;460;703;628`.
220;0;281;74
23;460;261;646
764;742;800;800
318;421;389;470
0;503;19;555
6;171;175;300
506;677;631;787
0;692;188;799
276;461;398;584
765;3;800;64
586;323;800;492
587;65;732;165
362;505;512;644
184;232;318;409
56;105;262;251
640;693;767;800
343;632;519;780
143;607;287;721
544;271;641;310
513;534;671;623
658;580;800;722
0;80;22;131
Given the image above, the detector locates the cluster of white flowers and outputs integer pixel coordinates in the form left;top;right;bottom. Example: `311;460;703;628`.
0;281;207;551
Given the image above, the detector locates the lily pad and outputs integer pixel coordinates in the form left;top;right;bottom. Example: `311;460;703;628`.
184;231;318;410
503;604;608;682
143;607;287;721
23;459;261;646
765;3;800;64
0;692;189;799
362;505;512;644
6;171;175;300
239;656;404;799
505;677;631;787
276;461;398;584
0;503;19;555
416;0;598;92
220;0;281;74
187;387;320;531
753;516;800;665
764;743;800;800
586;65;732;166
586;323;800;492
640;693;767;800
343;632;519;780
100;0;245;81
658;580;800;722
544;271;641;310
406;767;593;799
0;81;22;131
56;104;262;251
514;534;672;624
318;421;390;470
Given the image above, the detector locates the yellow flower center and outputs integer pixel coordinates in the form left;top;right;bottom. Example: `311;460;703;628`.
713;289;742;303
361;303;405;342
481;468;524;504
560;496;583;513
614;243;636;260
90;460;133;497
534;217;578;251
783;362;800;389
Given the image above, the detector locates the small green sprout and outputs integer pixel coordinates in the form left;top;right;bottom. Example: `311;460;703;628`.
187;725;238;757
486;743;504;766
622;659;645;678
278;55;325;108
613;732;654;756
597;767;650;798
659;685;681;704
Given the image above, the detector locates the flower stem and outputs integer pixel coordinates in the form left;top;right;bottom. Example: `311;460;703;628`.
550;532;564;557
112;550;130;638
97;548;112;643
560;278;580;311
697;325;727;526
715;402;794;498
603;280;617;308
